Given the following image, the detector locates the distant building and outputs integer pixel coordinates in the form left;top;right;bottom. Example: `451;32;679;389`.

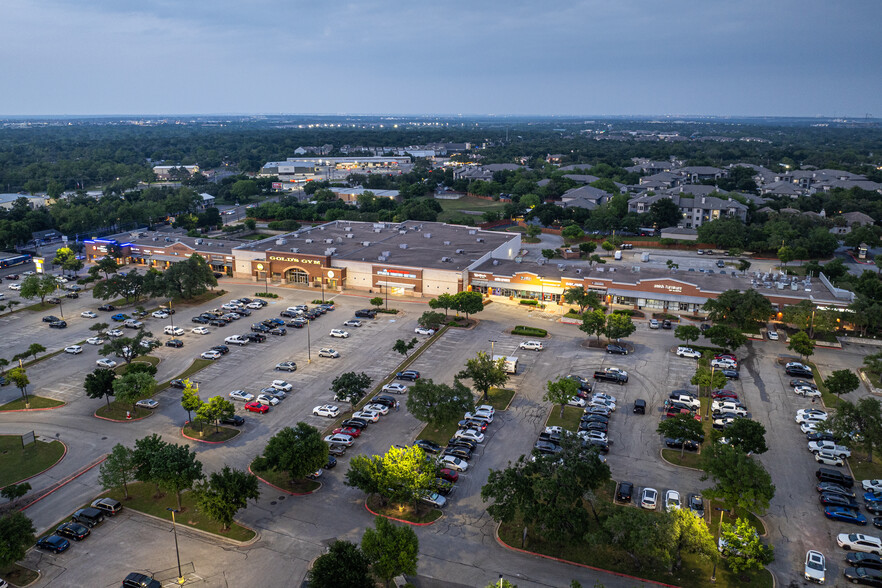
153;165;199;180
0;193;48;210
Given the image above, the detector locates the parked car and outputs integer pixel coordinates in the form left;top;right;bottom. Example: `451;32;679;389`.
55;521;91;541
825;506;868;525
122;572;162;588
606;344;628;355
91;498;122;516
318;348;339;358
641;487;658;510
244;401;269;413
71;507;104;527
415;327;435;335
396;370;420;381
35;535;70;553
519;340;544;351
616;481;634;503
844;566;882;586
229;390;253;402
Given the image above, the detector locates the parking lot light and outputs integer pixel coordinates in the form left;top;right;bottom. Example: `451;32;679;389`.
167;508;184;585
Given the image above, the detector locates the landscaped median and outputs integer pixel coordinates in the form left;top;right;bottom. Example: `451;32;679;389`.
0;396;65;411
364;494;442;525
248;459;320;495
416;387;515;446
182;422;240;444
0;434;65;487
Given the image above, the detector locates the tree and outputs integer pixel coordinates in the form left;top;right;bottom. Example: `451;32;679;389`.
131;434;168;493
98;443;136;499
308;540;374;588
406;378;474;424
361;516;419;587
541;248;557;259
604;312;636;342
525;224;542;240
657;413;705;458
0;512;36;569
90;321;109;333
777;245;795;267
194;466;259;530
601;240;615;256
418;311;446;331
674;324;701;345
26;343;46;361
457;351;508;402
84;367;117;407
152;443;204;510
669;508;718;572
579;308;606;342
702;289;773;331
722;418;768;455
160;254;218;299
865;352;882;378
428;293;456;317
261;423;328;482
543;377;579;418
52;247;75;272
703;325;747;351
825;369;860;399
19;273;57;304
93;256;121;279
737;259;752;273
112;371;156;411
787;330;815;361
649;198;683;228
702;444;775;516
578;241;597;256
331;371;372;404
345;445;437;507
691;365;727;396
243;217;257;231
7;367;30;406
563;287;601;315
392;338;418;357
198;396;235;432
604;507;675;570
824;397;882;462
0;483;31;502
230;179;259;202
719;518;774;575
370;296;384;309
181;381;203;422
99;331;156;365
453;291;484;319
561;224;584;241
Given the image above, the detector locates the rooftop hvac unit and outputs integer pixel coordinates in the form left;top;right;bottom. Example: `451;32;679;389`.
362;241;371;247
324;249;334;256
443;241;451;246
609;267;616;272
374;228;382;233
318;226;325;230
399;230;407;234
537;258;545;265
305;239;313;244
325;239;333;244
492;259;499;266
382;251;391;257
346;233;354;238
597;267;605;272
152;237;158;241
476;238;484;243
337;237;343;243
195;239;203;245
575;268;581;274
557;264;565;270
276;239;286;245
290;248;299;253
344;227;351;232
441;257;453;262
424;233;431;238
631;266;640;272
791;282;799;290
399;243;408;249
469;230;477;235
456;249;465;254
378;256;387;262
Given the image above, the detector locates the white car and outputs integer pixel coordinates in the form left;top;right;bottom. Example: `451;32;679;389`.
588;399;616;412
797;408;827;418
229;390;254;402
815;451;844;466
106;329;123;337
352;410;380;422
343;320;361;327
711;358;737;369
544;426;563;435
837;533;882;554
221;303;242;311
8;283;20;290
809;440;851;457
365;403;390;415
676;347;702;359
152;311;169;319
804;550;825;584
519;340;544;351
794;385;821;398
439;455;468;472
165;326;185;336
96;358;117;368
800;422;821;434
787;361;810;370
246;302;263;309
578;430;608;443
271;380;293;392
641;487;658;510
256;394;280;406
465;411;493;423
329;329;350;338
475;404;495;415
201;350;221;360
864;480;882;493
415;327;435;335
382;383;408;394
81;311;97;319
454;429;485;443
592;392;618;403
55;276;68;283
313;404;340;418
324;434;354;447
318;348;339;358
665;490;681;512
567;397;587;407
86;337;105;345
768;331;780;341
796;412;828;424
135;399;159;409
192;327;210;335
64;345;83;354
224;335;249;346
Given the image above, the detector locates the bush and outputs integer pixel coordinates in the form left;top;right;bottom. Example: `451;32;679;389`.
78;277;95;285
612;309;634;316
512;326;547;337
519;299;539;306
312;299;333;305
267;220;302;231
255;292;279;298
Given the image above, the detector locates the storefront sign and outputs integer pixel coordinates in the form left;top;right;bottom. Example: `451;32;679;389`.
563;281;584;287
377;269;417;279
473;273;488;279
653;283;683;293
495;278;511;283
269;255;321;265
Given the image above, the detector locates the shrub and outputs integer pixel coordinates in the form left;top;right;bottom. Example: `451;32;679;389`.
312;299;333;305
512;326;547;337
519;299;539;306
255;292;279;298
268;220;302;231
612;309;634;316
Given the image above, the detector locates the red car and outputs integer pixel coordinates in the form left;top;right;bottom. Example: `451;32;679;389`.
439;468;459;483
244;401;269;413
714;354;737;361
333;427;361;438
712;390;739;400
666;408;701;421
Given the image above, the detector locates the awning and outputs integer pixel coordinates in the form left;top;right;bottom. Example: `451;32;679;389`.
149;254;186;263
376;281;416;289
607;288;708;305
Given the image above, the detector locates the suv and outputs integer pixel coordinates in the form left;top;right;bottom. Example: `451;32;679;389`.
355;309;377;319
122;573;162;588
817;467;854;488
616;481;634;503
91;497;122;516
72;507;105;527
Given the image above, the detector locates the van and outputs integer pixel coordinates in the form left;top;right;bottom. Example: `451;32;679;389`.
614;250;622;260
633;399;646;414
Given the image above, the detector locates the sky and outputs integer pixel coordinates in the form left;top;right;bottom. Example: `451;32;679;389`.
2;0;881;117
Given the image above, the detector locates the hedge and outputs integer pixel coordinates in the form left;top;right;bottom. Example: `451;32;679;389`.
519;299;539;306
512;326;548;337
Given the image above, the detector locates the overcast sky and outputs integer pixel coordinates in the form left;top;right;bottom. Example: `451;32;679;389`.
2;0;881;117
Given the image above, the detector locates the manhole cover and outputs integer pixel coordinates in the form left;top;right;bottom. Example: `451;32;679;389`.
270;501;277;505
101;437;107;440
278;496;286;500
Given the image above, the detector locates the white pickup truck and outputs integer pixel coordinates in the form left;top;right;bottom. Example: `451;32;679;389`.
808;440;851;458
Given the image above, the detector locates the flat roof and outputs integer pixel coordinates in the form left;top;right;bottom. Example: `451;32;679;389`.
93;230;243;256
236;220;518;271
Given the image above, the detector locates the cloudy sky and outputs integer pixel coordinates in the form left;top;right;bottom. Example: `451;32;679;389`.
2;0;881;117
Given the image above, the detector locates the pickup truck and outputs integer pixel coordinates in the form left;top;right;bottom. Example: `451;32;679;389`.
808;440;851;458
593;368;628;384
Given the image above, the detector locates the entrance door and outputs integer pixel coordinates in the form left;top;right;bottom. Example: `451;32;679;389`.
285;268;310;284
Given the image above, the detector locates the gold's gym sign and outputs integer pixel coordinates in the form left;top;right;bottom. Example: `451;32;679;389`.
268;255;321;265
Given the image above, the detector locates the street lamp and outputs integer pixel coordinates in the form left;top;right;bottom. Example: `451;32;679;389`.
168;299;174;329
321;276;325;303
307;318;311;364
489;339;497;357
712;506;730;582
166;508;185;585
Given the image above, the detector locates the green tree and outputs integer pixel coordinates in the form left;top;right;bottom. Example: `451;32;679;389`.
541;248;557;259
428;293;456;317
824;369;860;399
405;378;474;425
345;445;437;507
674;324;701;345
579;308;606;342
198;396;235;432
702;444;775;516
261;423;328;482
453;291;484;319
361;516;419;587
243;217;257;231
604;507;675;570
0;512;36;569
418;311;446;331
180;380;203;422
657;413;705;458
7;367;30;406
578;241;597;256
703;325;747;351
649;198;683;228
392;338;418;357
112;371;156;411
787;330;815;361
152;443;204;510
457;351;508;402
98;443;136;499
824;397;882;462
131;434;168;494
84;367;117;407
330;371;372;404
669;508;718;571
722;418;768;455
230;179;258;202
864;352;882;378
99;331;156;365
194;466;259;530
601;240;615;256
691;365;727;396
719;518;774;575
525;224;542;240
94;256;121;279
0;483;31;502
308;540;374;588
26;343;46;361
19;273;57;304
561;224;584;241
563;287;601;315
737;259;752;273
159;254;218;299
543;376;579;418
702;289;773;330
370;296;384;309
777;245;795;267
604;312;636;342
52;246;75;271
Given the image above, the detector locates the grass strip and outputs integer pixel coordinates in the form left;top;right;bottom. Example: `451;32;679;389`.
661;448;702;469
182;424;240;443
250;459;321;494
365;494;442;524
545;405;583;432
0;563;39;587
155;358;214;392
0;436;65;487
0;396;65;411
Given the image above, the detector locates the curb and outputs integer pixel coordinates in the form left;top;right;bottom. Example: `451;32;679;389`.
19;454;108;512
122;506;260;547
93;410;151;422
248;465;321;496
658;448;704;472
0;438;67;492
181;423;241;444
364;498;440;527
0;402;66;413
493;521;680;588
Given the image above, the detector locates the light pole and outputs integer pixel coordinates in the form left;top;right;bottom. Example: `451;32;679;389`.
307;318;311;364
712;506;730;582
384;284;388;310
167;508;184;585
489;339;497;357
321;276;325;303
707;365;716;416
169;299;174;329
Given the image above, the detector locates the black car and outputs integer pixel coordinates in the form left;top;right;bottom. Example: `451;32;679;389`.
820;492;859;508
414;439;442;454
280;310;299;318
251;323;270;332
578;421;608;433
165;339;184;348
848;553;882;570
435;479;455;496
844;566;882;586
721;369;739;379
786;367;814;378
688;493;705;517
458;419;487;432
269;327;287;336
370;395;397;408
208;319;227;327
65;292;79;299
169;379;187;389
534;440;562;455
817;467;854;487
355;309;376;319
791;379;818;390
584;439;610;453
580;414;610;424
42;315;60;323
442;447;472;460
700;323;711;332
122;572;162;588
98;304;116;311
244;333;267;343
211;345;230;355
341;418;369;430
447;437;478;451
566;374;592;392
616;481;634;503
191;316;210;324
817;482;855;497
288;319;307;328
35;535;70;553
868;503;882;516
606;344;628;355
665;437;701;451
662;320;672;329
221;415;245;426
324;455;337;469
55;521;90;541
72;507;104;527
49;320;67;329
396;370;420;381
807;431;837;442
538;431;561;445
875;517;882;530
